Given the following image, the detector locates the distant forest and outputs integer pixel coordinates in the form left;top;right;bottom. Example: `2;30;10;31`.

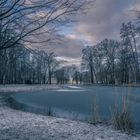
0;1;140;85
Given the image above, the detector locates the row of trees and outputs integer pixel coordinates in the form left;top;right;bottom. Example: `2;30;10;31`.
0;0;91;84
1;1;140;85
82;19;140;84
0;46;58;84
0;45;84;85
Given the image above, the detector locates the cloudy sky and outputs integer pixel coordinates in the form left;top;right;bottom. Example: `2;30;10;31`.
38;0;140;66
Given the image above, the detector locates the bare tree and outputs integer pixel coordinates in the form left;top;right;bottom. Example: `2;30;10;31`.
0;0;92;50
82;40;120;84
120;22;140;83
82;46;97;84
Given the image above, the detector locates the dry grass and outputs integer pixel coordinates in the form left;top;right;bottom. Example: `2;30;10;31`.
111;95;134;132
43;106;54;116
89;95;101;124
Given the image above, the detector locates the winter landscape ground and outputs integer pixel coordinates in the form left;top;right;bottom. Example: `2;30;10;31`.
0;85;140;140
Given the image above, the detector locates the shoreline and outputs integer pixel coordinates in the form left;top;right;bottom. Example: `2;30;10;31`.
0;83;140;92
0;84;61;93
0;96;139;140
82;83;140;88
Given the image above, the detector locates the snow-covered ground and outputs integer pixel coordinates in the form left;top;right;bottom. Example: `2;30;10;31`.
0;84;83;93
67;85;82;89
0;84;60;93
56;85;85;91
0;85;140;140
0;99;139;140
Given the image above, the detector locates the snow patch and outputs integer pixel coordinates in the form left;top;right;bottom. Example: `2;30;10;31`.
67;85;82;89
0;84;60;93
56;89;84;92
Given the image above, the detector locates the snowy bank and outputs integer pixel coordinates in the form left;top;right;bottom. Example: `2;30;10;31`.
0;98;139;140
0;84;60;93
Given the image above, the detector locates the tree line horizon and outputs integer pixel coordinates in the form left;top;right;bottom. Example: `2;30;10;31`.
0;1;140;85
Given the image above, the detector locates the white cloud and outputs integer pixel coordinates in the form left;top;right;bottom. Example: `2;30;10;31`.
73;0;139;43
56;56;81;66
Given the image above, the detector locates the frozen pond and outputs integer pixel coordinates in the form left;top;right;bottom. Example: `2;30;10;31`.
10;85;140;128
